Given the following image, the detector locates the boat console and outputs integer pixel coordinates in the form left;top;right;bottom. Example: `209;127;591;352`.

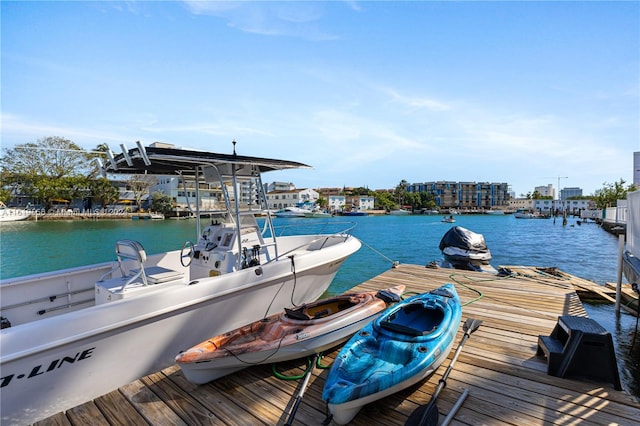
188;215;270;279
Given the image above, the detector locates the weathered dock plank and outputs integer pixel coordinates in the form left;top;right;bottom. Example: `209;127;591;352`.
32;264;640;425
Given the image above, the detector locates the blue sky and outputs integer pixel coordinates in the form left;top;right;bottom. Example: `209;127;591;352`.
2;1;638;197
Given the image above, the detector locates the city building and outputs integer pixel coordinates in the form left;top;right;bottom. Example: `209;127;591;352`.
560;187;583;200
266;181;296;192
508;198;535;211
533;199;594;215
634;151;639;188
151;175;225;211
327;195;346;212
265;188;319;210
407;181;510;210
325;195;374;213
535;184;554;199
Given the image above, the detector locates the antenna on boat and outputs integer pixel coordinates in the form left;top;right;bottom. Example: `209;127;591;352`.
232;140;237;156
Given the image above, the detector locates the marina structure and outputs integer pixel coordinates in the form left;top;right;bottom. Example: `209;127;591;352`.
33;264;640;426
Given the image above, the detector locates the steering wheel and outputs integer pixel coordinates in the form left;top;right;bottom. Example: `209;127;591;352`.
180;241;195;267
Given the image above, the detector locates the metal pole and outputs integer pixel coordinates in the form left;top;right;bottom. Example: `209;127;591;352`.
441;388;469;426
616;232;625;315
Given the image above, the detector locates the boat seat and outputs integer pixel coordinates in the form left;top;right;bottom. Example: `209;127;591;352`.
96;240;184;303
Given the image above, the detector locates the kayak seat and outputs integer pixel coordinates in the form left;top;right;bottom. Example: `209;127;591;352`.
312;308;331;319
285;307;312;321
380;321;423;336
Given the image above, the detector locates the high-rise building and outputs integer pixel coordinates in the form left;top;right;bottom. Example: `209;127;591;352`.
634;151;640;188
535;184;554;199
560;187;583;200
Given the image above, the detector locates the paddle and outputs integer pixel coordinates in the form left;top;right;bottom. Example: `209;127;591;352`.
284;353;319;426
405;318;482;426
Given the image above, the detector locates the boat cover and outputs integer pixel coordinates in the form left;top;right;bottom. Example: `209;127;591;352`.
439;226;489;253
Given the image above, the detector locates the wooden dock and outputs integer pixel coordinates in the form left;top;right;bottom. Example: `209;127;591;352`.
34;264;640;425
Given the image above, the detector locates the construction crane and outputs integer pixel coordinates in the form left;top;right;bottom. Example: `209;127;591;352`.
543;176;568;200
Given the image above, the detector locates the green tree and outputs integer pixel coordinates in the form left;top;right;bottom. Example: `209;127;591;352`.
374;191;396;211
0;188;11;205
0;137;100;208
149;191;173;216
127;174;157;210
593;179;636;209
1;137;91;178
394;179;409;207
418;191;436;210
89;178;120;209
351;187;372;196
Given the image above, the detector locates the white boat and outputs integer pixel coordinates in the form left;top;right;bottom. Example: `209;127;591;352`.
514;211;535;219
389;208;410;215
274;206;308;218
0;142;361;425
486;209;505;215
514;209;545;219
0;202;32;222
304;207;332;218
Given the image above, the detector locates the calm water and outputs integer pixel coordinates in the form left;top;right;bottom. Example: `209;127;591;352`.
1;214;638;397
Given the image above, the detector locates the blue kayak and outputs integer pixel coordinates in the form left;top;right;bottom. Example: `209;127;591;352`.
322;283;463;425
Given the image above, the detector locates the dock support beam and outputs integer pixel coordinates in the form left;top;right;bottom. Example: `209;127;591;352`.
616;232;624;315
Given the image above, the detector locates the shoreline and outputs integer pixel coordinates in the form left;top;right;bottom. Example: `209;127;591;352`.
13;211;157;221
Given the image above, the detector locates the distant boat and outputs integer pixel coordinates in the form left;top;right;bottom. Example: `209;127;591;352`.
304;207;332;218
175;285;405;384
389;209;410;215
486;209;505;215
274;206;308;218
0;202;32;222
342;208;367;216
441;215;456;223
514;209;536;219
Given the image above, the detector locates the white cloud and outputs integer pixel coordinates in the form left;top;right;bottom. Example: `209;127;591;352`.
181;1;339;40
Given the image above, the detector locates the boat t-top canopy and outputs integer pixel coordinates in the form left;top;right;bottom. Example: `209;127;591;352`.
101;142;312;178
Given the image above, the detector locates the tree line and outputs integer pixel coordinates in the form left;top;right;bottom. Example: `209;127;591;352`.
1;136;634;212
0;137;173;214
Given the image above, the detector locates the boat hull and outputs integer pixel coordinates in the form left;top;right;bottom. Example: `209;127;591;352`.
0;236;361;425
175;286;405;384
0;209;32;222
322;284;462;424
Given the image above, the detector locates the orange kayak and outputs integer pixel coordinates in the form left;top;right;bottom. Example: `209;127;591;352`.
175;285;405;384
